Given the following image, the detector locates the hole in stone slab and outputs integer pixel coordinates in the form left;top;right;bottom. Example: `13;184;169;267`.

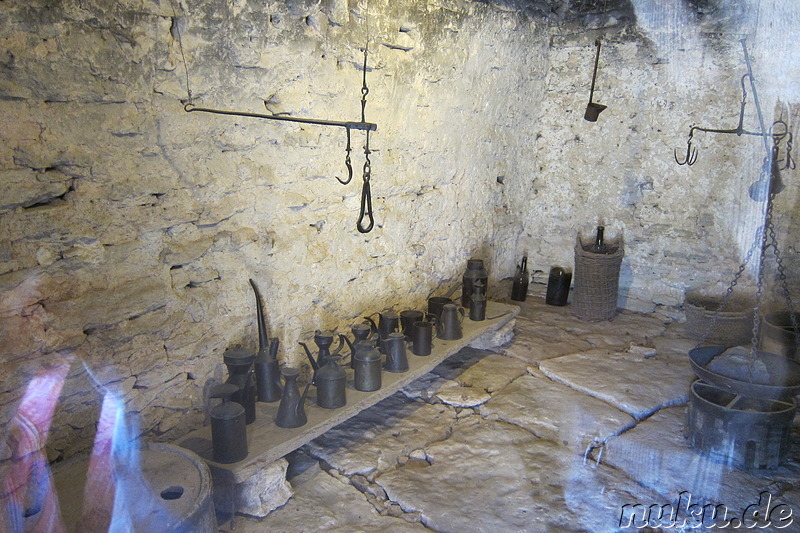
23;504;42;518
160;485;184;500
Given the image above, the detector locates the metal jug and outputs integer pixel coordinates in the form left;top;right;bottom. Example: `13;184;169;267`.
412;319;435;356
365;311;401;342
249;279;282;403
400;310;424;340
437;303;465;340
383;332;409;373
275;367;310;428
342;322;378;368
299;330;344;371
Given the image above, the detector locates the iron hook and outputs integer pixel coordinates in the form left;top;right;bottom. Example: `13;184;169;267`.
356;178;374;233
336;127;354;185
675;129;698;166
674;143;698;166
356;131;374;233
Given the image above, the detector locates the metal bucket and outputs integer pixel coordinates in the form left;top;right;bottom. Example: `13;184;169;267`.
688;380;796;469
52;442;217;532
760;311;800;359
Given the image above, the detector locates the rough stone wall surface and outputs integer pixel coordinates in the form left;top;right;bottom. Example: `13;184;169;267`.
0;0;798;459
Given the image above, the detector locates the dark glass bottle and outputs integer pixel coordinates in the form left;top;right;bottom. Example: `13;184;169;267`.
510;256;529;301
545;266;571;306
590;225;608;254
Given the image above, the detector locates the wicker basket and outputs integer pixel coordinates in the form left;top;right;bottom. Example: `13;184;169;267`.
572;235;624;321
684;290;755;346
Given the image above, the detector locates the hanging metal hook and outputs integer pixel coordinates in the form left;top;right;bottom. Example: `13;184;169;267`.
675;127;699;166
336;127;354;185
356;130;374;233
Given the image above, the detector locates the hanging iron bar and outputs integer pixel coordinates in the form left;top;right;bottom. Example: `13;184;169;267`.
183;103;376;131
182;45;378;233
673;39;793;170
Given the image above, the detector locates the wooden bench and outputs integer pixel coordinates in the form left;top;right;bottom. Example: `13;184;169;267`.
178;301;519;486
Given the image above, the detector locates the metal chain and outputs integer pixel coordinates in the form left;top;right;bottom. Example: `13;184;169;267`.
355;45;374;233
360;45;369;124
747;202;770;381
766;194;800;345
169;0;193;104
694;227;763;348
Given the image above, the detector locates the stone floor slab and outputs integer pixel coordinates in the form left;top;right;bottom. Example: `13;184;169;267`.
432;349;529;393
303;393;457;478
539;348;695;419
478;371;636;452
604;406;800;524
237;462;428;532
375;416;663;533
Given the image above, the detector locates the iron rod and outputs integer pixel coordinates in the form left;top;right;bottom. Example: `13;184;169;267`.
740;40;771;156
588;39;602;103
184;104;377;131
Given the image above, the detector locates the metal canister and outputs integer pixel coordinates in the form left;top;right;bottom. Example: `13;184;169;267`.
210;383;248;464
315;358;347;409
462;258;488;309
353;342;382;392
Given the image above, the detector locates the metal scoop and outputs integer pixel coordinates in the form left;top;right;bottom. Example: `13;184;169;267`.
584;39;606;122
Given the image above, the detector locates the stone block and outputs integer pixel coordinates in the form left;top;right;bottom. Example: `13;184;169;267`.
215;458;293;518
468;318;515;349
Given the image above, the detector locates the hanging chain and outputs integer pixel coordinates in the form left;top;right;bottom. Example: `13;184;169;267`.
694;227;763;348
766;194;800;345
169;0;193;104
355;45;374;233
784;133;795;170
357;127;374;233
360;45;369;124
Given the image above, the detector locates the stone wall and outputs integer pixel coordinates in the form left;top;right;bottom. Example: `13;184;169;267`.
1;0;798;460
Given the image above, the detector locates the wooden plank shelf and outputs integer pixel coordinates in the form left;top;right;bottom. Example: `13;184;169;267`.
178;301;519;483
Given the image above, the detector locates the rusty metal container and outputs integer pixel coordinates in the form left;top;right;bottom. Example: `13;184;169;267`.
760;311;800;359
687;380;795;470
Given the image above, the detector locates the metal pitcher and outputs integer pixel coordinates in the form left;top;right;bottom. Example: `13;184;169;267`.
437;303;465;340
275;367;310;428
383;332;409;373
250;279;282;402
